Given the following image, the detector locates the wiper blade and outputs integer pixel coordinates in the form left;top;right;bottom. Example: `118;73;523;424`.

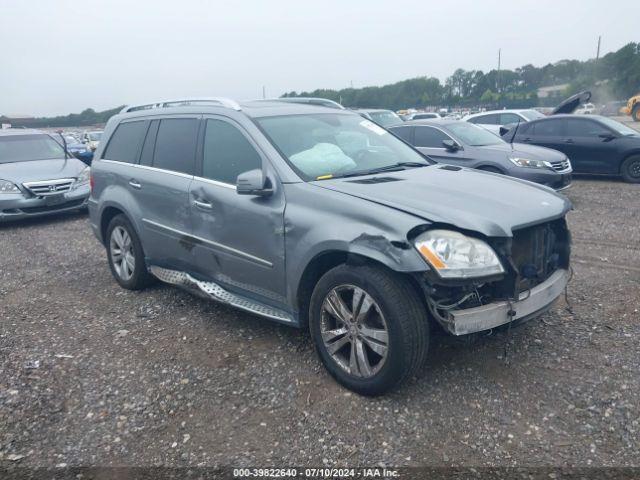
333;162;428;179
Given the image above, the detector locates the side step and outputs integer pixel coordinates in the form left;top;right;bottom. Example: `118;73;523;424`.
148;266;295;324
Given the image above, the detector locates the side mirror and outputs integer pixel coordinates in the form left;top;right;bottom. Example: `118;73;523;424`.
236;169;273;196
442;139;460;151
598;133;616;141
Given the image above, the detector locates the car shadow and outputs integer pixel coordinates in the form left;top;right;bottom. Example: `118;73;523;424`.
0;209;88;230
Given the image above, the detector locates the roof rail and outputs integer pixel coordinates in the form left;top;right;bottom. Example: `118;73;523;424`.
120;97;241;114
263;97;345;110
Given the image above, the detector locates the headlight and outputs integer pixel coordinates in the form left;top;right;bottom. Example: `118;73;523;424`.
74;167;90;188
0;179;20;194
414;229;504;279
508;157;550;169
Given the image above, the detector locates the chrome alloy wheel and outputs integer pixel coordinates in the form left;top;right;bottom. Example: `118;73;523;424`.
320;285;389;378
109;226;135;281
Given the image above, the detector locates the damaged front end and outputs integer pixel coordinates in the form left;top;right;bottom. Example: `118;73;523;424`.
415;218;571;335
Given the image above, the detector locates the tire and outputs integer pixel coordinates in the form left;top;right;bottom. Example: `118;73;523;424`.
621;155;640;184
105;214;156;290
632;105;640;122
478;166;503;174
309;264;429;396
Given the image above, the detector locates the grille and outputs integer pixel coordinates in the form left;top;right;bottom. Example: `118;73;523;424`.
23;178;75;196
550;159;571;172
511;221;567;292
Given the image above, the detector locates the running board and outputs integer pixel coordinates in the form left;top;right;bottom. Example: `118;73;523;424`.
148;266;295;324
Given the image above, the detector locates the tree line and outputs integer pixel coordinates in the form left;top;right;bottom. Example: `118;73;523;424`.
283;42;640;111
2;42;638;127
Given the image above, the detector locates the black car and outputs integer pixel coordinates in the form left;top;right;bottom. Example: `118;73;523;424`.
390;120;572;190
503;115;640;183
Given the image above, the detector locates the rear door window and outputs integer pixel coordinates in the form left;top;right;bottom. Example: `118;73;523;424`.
499;113;521;125
469;114;500;125
202;119;262;184
102;121;148;163
390;126;413;142
531;119;565;137
152;118;199;174
414;126;450;148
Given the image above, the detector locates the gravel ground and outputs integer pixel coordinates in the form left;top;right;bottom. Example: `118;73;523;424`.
0;178;639;471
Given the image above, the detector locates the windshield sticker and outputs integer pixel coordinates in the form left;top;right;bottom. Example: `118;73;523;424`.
360;120;387;136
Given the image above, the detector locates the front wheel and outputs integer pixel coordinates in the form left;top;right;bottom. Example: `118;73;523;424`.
632;105;640;122
309;264;429;396
621;155;640;183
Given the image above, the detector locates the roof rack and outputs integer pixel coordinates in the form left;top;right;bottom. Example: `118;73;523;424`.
262;97;345;110
120;97;241;114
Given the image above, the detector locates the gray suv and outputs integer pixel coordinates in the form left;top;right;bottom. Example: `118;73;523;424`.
89;98;572;395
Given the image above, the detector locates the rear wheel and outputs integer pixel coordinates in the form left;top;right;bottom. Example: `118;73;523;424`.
106;214;156;290
621;155;640;183
309;264;429;396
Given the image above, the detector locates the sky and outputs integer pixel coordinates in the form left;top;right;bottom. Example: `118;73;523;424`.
1;0;637;117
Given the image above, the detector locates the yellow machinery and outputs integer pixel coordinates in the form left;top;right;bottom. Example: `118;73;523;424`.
620;93;640;121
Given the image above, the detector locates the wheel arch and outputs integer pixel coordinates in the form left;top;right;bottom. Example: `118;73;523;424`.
99;203;137;246
295;250;426;329
619;150;640;174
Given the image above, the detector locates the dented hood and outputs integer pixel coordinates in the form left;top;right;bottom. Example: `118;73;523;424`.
313;166;571;237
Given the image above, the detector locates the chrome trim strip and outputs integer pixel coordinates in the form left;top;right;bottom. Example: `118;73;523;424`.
98;159;194;179
142;218;273;267
192;176;236;190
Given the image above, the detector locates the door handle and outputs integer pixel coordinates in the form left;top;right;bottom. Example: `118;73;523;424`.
523;137;532;142
129;179;141;189
193;199;213;210
564;138;574;144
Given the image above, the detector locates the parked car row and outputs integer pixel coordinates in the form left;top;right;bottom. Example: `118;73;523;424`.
84;97;573;395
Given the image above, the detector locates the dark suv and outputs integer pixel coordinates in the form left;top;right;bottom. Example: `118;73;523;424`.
89;98;572;395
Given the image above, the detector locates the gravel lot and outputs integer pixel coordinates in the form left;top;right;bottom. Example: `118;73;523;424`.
1;177;639;470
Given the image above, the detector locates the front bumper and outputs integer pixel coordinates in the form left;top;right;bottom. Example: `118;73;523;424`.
0;185;90;222
512;168;572;191
440;268;569;335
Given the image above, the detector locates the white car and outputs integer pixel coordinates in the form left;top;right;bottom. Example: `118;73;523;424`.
408;112;441;120
463;109;546;134
575;103;596;115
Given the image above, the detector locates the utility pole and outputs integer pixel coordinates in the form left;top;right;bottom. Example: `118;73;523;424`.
496;48;501;93
596;35;601;61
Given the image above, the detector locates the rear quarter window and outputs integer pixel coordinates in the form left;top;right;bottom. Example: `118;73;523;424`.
102;121;148;163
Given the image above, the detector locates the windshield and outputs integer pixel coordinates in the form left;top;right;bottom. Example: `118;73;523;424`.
88;132;102;141
520;110;545;121
368;111;403;127
0;134;65;163
445;122;503;146
597;116;638;136
256;113;429;180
